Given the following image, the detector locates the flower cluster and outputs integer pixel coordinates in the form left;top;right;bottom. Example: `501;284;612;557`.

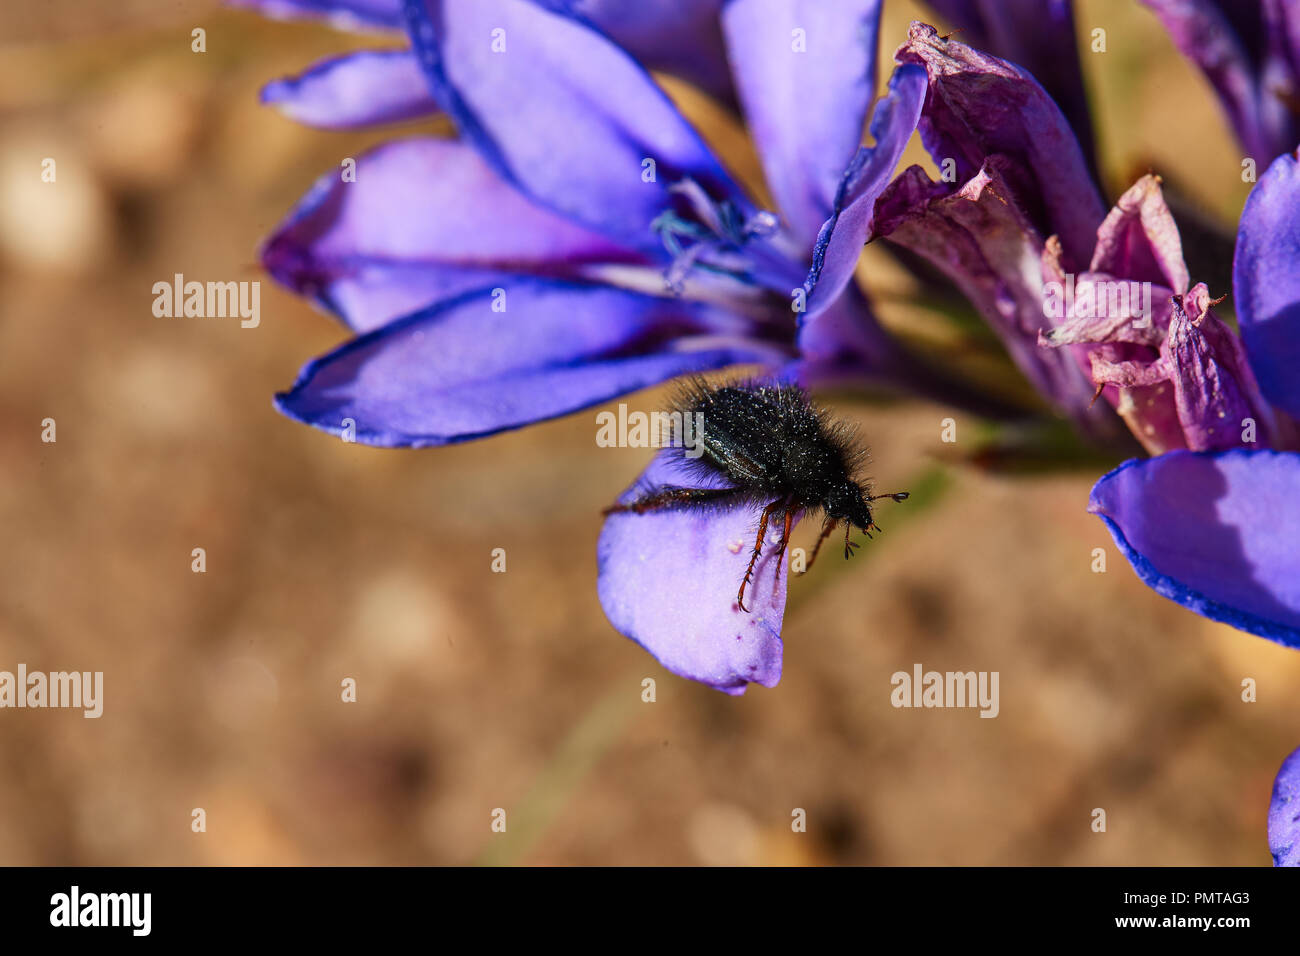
234;0;1300;862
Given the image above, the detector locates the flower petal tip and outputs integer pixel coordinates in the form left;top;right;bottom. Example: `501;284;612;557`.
1090;450;1300;649
1270;745;1300;867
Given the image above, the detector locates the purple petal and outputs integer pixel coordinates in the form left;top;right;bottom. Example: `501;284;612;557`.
573;0;733;103
1233;149;1300;420
275;278;790;446
1161;284;1275;452
263;138;645;332
1139;0;1259;149
1087;352;1168;391
1038;176;1187;348
1258;0;1300;160
402;0;745;254
895;21;1106;268
1270;744;1300;867
804;63;927;314
870;160;1112;434
722;0;882;245
1140;0;1297;162
1089;449;1300;648
1039;272;1173;349
923;0;1096;176
1089;174;1190;293
228;0;403;30
1269;0;1300;98
597;452;790;694
1037;264;1185;455
1085;348;1189;456
260;50;437;129
239;0;737;99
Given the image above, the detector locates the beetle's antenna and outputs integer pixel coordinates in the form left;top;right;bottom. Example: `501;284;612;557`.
867;491;909;503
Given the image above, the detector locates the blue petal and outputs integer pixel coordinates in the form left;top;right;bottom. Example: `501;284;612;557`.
722;0;882;246
597;451;790;695
275;278;790;446
1089;450;1300;648
400;0;747;254
236;0;736;99
229;0;403;30
803;63;927;315
261;50;437;129
572;0;733;103
262;137;645;332
1233;149;1300;420
1270;744;1300;867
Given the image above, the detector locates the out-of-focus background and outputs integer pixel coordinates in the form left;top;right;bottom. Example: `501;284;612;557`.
2;0;1298;865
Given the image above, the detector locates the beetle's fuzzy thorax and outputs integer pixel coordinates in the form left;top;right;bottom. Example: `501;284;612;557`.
666;377;876;527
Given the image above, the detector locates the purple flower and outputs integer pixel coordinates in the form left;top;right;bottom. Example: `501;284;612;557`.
248;1;1300;693
807;24;1121;441
828;24;1300;851
252;2;999;692
1271;744;1300;866
267;0;946;450
235;0;734;122
1039;174;1255;456
1057;151;1300;648
1141;0;1300;163
812;25;1300;652
921;1;1097;176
